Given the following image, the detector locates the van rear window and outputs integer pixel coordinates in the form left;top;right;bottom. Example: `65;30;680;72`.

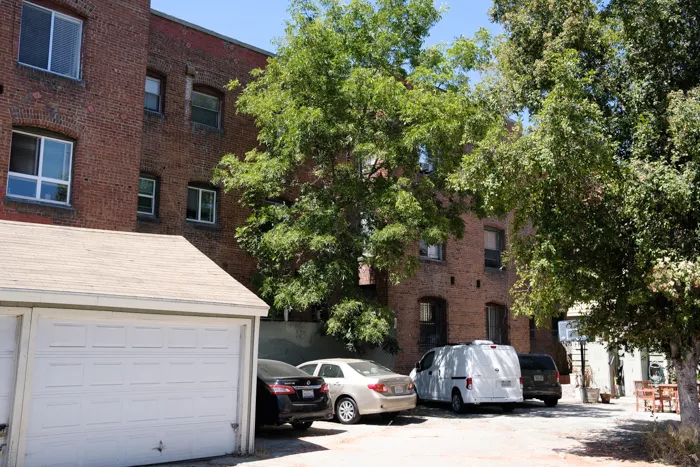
518;355;556;371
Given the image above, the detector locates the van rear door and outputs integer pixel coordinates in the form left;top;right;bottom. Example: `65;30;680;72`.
482;345;521;400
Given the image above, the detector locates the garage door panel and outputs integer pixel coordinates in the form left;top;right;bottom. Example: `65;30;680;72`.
26;317;243;467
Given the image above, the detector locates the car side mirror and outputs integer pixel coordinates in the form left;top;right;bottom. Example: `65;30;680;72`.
415;361;421;371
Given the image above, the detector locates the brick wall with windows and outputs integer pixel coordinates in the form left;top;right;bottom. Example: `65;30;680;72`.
136;11;270;288
389;214;530;373
0;0;151;229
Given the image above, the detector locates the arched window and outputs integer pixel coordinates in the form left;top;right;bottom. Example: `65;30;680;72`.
486;303;508;344
419;298;447;352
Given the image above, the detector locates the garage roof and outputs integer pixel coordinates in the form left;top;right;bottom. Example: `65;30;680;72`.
0;220;269;316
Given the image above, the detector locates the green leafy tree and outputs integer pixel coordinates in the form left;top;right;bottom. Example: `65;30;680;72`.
451;0;700;426
215;0;497;354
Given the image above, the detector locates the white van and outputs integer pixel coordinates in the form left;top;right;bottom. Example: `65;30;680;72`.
409;340;523;413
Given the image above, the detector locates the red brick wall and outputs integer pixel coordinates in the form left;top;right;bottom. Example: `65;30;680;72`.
0;0;150;230
137;13;270;288
391;214;530;373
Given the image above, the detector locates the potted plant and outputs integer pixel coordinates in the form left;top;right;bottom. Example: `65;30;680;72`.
577;367;600;403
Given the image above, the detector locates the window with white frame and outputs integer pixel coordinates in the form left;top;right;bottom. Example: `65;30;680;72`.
7;130;73;205
484;228;504;269
419;239;444;261
187;185;216;223
191;90;220;128
138;176;157;215
18;2;82;79
144;76;162;113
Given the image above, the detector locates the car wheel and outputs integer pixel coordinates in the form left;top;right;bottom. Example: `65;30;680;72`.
291;422;313;431
380;412;400;421
336;397;360;425
501;403;516;413
451;389;465;413
544;398;559;408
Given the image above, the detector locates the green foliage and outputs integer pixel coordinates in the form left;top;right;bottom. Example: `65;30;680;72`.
452;0;700;373
215;0;498;353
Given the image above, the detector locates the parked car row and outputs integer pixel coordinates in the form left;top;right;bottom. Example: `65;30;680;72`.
255;341;562;430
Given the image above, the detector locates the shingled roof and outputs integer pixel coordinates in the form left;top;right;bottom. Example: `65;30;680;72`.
0;220;268;316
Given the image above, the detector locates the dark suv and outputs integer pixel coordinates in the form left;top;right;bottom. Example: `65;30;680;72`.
518;354;562;407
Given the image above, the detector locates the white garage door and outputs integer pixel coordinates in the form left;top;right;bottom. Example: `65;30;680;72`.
0;317;18;451
24;317;242;467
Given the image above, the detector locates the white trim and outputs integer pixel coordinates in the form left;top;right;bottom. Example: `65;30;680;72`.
13;308;39;467
137;176;156;215
7;130;73;206
0;289;269;316
18;2;83;80
0;308;30;467
187;185;217;224
246;315;260;454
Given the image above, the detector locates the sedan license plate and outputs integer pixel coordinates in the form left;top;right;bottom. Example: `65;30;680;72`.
534;375;544;382
501;380;512;388
302;389;314;399
394;386;405;394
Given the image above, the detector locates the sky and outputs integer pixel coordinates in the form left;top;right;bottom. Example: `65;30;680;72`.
150;0;501;54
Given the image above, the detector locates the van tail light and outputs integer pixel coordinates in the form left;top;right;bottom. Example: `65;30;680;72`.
367;383;389;393
556;371;560;383
407;381;415;391
466;377;473;390
320;383;330;393
269;384;296;395
519;377;523;389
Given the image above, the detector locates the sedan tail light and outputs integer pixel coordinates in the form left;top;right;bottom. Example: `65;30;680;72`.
367;383;389;393
320;383;330;393
466;377;473;390
269;384;296;395
407;381;415;391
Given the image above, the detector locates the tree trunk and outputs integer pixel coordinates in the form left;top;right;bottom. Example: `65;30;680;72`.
674;348;700;428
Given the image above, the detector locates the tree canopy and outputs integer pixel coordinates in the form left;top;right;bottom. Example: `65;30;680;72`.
215;0;498;353
451;0;700;425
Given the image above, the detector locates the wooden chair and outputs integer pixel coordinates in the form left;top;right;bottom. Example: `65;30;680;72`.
634;380;660;412
659;386;675;413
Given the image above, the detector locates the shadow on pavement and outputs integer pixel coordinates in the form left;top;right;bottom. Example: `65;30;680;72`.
409;400;628;420
559;419;653;463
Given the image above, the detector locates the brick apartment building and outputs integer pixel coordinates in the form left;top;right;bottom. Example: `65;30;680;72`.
0;0;540;371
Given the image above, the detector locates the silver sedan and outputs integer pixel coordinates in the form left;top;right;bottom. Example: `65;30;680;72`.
297;358;416;424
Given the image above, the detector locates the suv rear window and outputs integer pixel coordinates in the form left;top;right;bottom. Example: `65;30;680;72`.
348;361;394;377
258;360;307;378
518;355;556;371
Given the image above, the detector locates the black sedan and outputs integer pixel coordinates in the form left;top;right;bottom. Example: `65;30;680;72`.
256;359;333;430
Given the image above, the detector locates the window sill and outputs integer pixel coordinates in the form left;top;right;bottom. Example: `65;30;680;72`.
144;110;165;120
3;196;76;213
191;122;223;134
137;214;159;223
16;62;85;86
186;220;221;232
485;267;507;273
420;257;446;265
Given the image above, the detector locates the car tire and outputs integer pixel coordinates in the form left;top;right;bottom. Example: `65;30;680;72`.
336;397;360;425
291;422;313;431
544;398;559;408
451;389;466;414
501;403;516;413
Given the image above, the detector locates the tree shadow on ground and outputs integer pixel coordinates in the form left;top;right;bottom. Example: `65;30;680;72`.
410;400;627;420
557;419;653;463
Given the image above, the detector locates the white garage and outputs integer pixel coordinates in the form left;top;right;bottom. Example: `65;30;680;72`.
0;221;268;467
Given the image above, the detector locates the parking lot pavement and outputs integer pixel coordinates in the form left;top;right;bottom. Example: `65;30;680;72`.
165;397;671;467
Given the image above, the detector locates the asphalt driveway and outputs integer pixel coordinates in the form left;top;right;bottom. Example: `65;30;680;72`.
165;397;672;467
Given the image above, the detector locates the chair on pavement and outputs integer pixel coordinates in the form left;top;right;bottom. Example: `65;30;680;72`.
634;380;660;412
